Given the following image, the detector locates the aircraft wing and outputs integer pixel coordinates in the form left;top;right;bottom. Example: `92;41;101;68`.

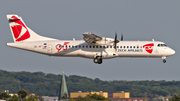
83;33;102;44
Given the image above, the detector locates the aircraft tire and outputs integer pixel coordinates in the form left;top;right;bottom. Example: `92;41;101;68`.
163;59;166;63
94;58;98;63
98;59;102;64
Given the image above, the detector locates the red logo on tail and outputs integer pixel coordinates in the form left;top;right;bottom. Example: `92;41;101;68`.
11;16;30;42
143;43;154;54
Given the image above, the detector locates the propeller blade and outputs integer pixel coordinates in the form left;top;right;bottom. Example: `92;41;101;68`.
121;33;123;41
115;32;117;42
114;32;119;43
114;32;118;52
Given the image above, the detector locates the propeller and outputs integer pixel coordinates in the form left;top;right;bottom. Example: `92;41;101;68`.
114;32;119;52
114;32;123;52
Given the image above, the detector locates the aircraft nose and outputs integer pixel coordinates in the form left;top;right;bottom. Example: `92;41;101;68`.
171;49;175;55
169;48;175;55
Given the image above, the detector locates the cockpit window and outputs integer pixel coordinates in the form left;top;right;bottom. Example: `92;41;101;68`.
157;44;167;47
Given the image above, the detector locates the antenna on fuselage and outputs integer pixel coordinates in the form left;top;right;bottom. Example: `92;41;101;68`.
73;38;75;41
152;39;154;41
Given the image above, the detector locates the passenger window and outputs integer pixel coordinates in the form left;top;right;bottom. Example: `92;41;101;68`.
89;46;91;48
127;46;129;48
72;46;74;48
86;46;88;48
130;46;132;48
110;46;112;48
34;46;37;48
62;45;64;48
140;46;142;48
69;45;71;48
103;46;105;48
75;46;77;48
158;44;160;47
117;46;119;48
106;46;109;48
100;46;102;48
120;46;122;48
93;46;95;48
96;46;98;48
82;46;84;48
79;46;81;48
137;46;139;48
134;46;135;48
124;46;126;48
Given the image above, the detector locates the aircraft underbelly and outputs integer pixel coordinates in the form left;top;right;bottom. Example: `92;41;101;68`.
118;52;161;57
78;50;96;58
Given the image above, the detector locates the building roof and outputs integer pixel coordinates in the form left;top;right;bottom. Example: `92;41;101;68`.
58;71;69;100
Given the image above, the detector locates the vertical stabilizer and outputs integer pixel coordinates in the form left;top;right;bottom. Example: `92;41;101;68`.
7;14;56;42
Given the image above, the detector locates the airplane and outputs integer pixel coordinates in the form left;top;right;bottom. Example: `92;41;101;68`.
6;14;175;64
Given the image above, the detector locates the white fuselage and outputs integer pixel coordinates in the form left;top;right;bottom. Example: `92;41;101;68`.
7;40;175;59
6;14;176;64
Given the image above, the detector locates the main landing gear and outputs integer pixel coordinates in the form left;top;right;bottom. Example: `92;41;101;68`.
162;56;166;63
93;56;103;64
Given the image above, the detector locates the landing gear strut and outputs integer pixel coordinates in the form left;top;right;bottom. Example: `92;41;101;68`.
93;56;103;64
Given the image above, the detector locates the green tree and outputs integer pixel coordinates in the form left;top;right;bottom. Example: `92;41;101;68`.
2;69;180;100
0;92;11;100
76;96;83;100
87;93;109;101
169;93;180;101
69;98;75;101
18;89;28;99
23;96;37;101
9;94;19;101
35;96;43;101
77;93;109;101
61;93;69;99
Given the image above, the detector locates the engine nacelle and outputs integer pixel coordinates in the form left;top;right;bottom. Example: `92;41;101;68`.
95;37;115;45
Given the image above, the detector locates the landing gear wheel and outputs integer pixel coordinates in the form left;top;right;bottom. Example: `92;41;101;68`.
163;59;166;63
93;56;103;64
98;59;102;64
93;58;98;63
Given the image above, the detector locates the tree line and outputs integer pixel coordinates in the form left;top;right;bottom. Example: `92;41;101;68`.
0;89;43;101
0;69;180;100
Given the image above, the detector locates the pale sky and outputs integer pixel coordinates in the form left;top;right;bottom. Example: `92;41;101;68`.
0;0;179;81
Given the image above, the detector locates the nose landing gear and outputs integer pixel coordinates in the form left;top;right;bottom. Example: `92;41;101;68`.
162;56;166;63
163;59;166;63
93;56;102;64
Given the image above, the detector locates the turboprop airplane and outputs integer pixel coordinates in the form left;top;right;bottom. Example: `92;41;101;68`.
6;14;175;64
